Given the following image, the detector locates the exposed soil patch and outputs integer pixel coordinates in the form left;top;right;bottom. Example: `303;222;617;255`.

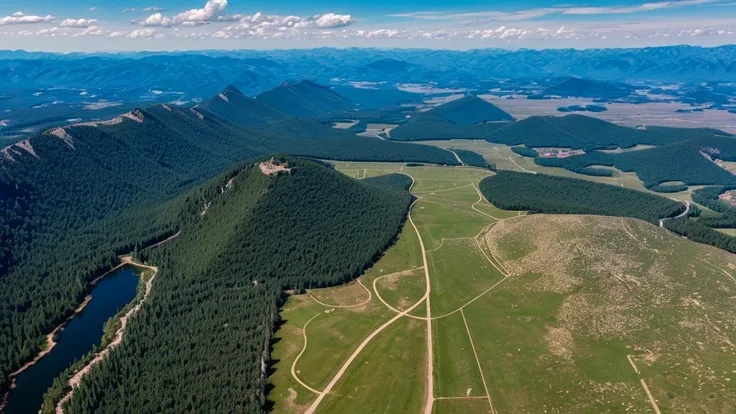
48;128;75;149
544;326;574;360
535;147;586;159
260;159;292;176
718;190;736;207
1;139;39;162
190;108;205;120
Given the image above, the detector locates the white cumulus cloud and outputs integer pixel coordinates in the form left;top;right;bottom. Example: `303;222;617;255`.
0;11;55;25
139;13;172;27
60;18;98;28
128;28;163;38
74;26;105;36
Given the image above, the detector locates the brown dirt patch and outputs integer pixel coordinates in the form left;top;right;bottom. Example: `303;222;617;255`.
259;159;292;176
718;190;736;207
535;147;586;158
545;327;574;360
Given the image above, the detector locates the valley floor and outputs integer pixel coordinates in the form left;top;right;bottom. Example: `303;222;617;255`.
268;162;736;414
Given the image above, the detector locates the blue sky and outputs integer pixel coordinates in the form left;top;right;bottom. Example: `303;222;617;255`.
1;0;735;52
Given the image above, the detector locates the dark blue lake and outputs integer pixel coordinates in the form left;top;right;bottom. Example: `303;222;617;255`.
4;266;140;414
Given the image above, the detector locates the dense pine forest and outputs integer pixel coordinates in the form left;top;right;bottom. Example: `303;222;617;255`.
479;171;685;224
58;157;412;413
0;97;480;395
661;185;736;253
531;136;736;189
453;149;495;169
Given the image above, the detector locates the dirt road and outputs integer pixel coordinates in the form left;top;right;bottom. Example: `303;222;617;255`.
303;172;436;414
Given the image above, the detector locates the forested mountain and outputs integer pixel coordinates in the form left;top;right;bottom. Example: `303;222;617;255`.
254;80;355;117
330;85;421;110
4;46;736;101
541;77;635;99
197;86;355;141
423;95;513;125
388;95;512;141
0;97;470;394
58;157;413;413
197;85;292;128
486;114;729;149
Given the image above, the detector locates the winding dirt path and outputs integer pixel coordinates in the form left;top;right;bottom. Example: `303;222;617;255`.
659;200;690;227
626;356;662;414
471;183;502;221
508;156;536;174
291;314;323;395
56;258;158;414
446;149;465;166
307;280;372;308
303;173;435;414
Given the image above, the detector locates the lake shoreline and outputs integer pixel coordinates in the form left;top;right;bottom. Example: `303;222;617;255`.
0;258;134;413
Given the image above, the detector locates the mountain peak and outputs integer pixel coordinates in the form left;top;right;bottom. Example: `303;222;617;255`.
255;79;354;118
221;85;244;96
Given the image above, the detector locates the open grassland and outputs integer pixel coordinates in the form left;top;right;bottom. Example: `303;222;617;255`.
270;161;736;413
468;214;736;413
427;239;505;316
316;317;427;413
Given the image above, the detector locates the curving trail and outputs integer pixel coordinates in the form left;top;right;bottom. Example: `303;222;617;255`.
470;183;502;221
659;200;690;227
372;267;427;320
303;172;435;414
425;237;473;253
508;156;537;174
307;279;372;308
291;314;323;395
446;149;465;166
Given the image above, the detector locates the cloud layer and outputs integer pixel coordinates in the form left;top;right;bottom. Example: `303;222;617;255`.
60;18;98;28
0;12;55;25
390;0;725;21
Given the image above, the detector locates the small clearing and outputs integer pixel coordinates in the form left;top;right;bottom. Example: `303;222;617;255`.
259;159;292;176
190;108;205;120
48;128;75;149
535;147;586;158
718;190;736;207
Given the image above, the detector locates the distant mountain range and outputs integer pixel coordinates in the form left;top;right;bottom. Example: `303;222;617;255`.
541;77;636;99
2;45;736;106
254;80;355;117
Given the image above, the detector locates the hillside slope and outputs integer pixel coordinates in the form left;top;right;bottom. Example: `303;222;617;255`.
197;85;292;128
0;100;471;392
534;135;736;188
478;214;736;413
486;114;729;149
426;95;513;124
59;157;413;413
255;80;355;117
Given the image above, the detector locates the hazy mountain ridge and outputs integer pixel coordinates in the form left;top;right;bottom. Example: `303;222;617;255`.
3;45;736;103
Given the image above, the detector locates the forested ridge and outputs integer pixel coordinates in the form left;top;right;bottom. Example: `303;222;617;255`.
58;157;412;413
479;171;684;224
534;136;736;189
0;94;479;395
